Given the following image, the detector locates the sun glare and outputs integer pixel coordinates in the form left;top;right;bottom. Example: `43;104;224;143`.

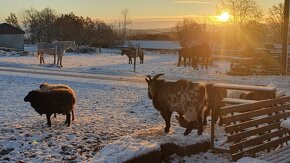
218;12;230;22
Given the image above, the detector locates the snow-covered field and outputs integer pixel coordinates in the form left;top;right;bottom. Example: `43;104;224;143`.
1;48;290;162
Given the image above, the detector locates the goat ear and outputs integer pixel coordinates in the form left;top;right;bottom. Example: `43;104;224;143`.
146;75;151;80
145;78;149;83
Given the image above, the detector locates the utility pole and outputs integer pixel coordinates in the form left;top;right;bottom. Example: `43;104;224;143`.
281;0;289;75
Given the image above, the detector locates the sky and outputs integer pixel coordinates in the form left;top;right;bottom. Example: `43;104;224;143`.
0;0;284;29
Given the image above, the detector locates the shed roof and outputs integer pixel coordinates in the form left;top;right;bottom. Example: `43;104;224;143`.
0;23;25;34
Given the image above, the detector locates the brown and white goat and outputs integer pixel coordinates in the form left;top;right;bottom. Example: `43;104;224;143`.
145;74;207;135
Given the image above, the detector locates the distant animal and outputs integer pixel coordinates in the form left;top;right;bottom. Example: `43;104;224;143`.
177;47;194;67
36;42;57;65
121;48;144;64
178;43;211;69
194;42;211;69
24;89;76;127
145;74;207;135
37;41;76;67
54;41;76;67
39;83;76;121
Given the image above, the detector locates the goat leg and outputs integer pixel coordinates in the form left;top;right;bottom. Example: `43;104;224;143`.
178;56;181;67
161;111;172;133
64;112;71;127
184;126;193;136
72;109;75;121
46;113;52;127
197;114;203;135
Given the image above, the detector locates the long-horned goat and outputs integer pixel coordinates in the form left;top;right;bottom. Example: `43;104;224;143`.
145;74;207;135
24;89;76;127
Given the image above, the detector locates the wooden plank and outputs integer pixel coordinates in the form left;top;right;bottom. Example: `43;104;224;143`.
225;112;290;133
230;128;289;153
222;98;257;105
221;104;290;124
213;83;276;92
228;122;281;142
212;147;230;153
261;145;290;162
231;135;290;161
220;96;290;115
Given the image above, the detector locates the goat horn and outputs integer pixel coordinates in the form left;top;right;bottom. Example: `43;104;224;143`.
153;74;164;80
146;75;152;80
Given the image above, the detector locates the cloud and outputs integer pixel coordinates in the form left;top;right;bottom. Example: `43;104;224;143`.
173;0;210;4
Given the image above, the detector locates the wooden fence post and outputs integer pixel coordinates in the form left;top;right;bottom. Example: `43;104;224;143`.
281;0;289;75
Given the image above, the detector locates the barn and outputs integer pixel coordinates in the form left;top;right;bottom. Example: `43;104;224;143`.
0;23;25;50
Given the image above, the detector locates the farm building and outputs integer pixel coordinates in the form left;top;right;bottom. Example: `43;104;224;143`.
0;23;25;50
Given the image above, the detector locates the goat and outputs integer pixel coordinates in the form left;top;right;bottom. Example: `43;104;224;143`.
121;48;144;64
24;89;75;127
145;74;207;135
204;83;227;124
39;83;76;121
178;43;211;69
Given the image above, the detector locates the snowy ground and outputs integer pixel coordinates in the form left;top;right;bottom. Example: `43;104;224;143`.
1;48;290;162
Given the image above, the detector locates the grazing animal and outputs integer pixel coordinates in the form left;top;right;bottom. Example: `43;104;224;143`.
178;47;195;67
178;43;211;69
194;42;211;69
36;42;57;65
37;41;76;67
39;83;76;121
145;74;207;135
24;89;76;127
121;48;144;64
53;41;76;67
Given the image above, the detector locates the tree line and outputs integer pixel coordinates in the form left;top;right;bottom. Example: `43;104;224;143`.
4;0;286;50
6;8;121;48
176;0;285;50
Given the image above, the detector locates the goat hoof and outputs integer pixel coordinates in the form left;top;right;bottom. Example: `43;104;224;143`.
198;131;202;135
183;131;190;136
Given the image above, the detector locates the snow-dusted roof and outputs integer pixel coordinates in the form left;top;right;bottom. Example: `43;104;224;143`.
0;23;25;34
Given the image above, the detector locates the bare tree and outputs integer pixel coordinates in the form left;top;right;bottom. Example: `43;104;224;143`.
19;8;57;43
216;0;263;48
217;0;263;30
176;18;206;47
5;12;20;29
266;3;284;43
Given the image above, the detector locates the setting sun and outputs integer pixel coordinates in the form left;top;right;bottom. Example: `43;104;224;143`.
218;12;230;22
